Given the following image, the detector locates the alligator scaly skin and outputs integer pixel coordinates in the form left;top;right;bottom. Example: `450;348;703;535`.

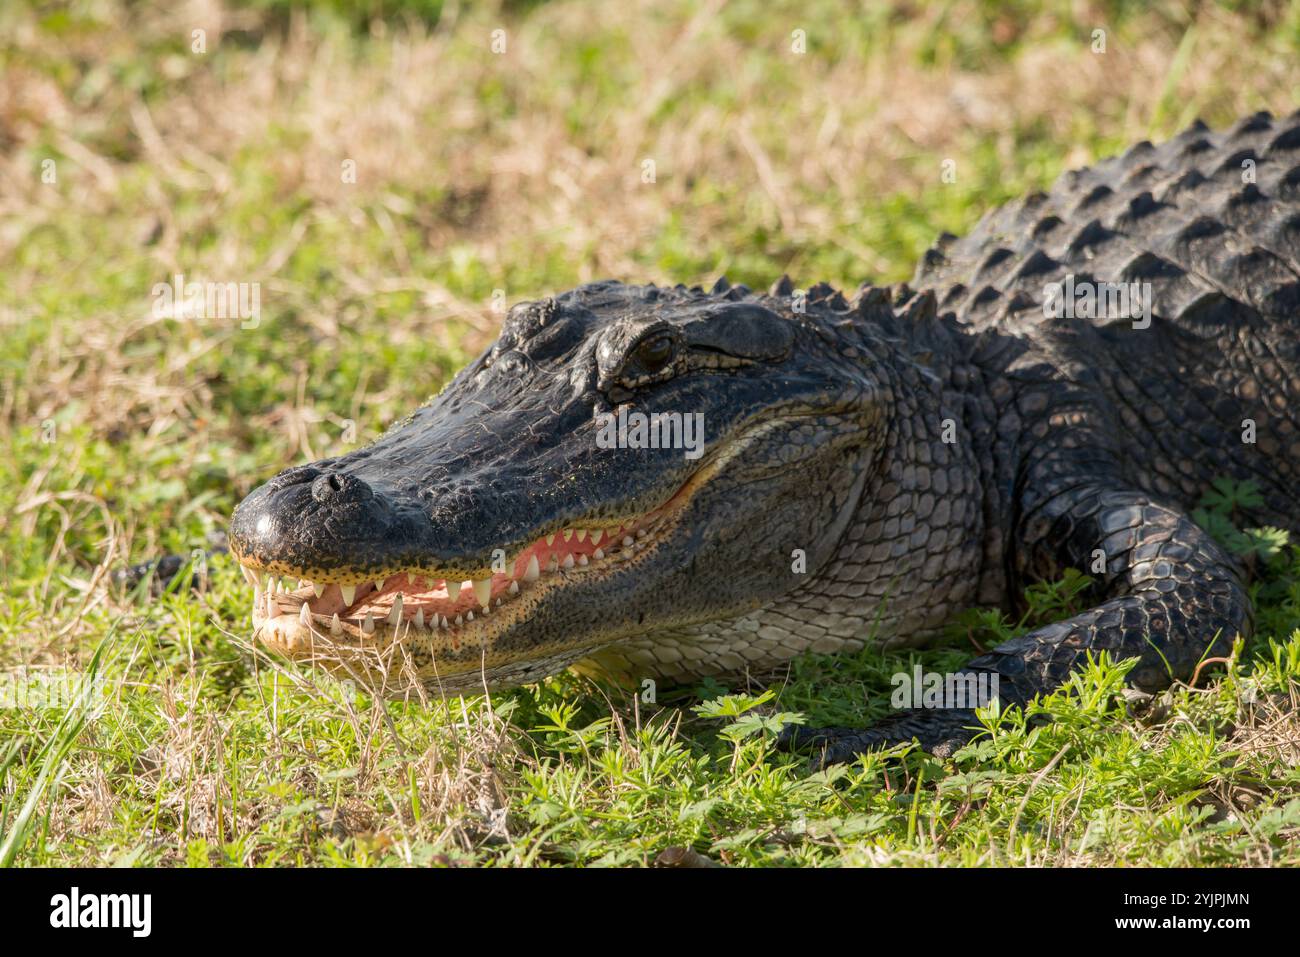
783;110;1300;763
230;111;1300;765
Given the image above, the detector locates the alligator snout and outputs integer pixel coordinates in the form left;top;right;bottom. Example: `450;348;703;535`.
229;465;413;578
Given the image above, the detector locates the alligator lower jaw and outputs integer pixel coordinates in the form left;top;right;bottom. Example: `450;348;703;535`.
235;504;682;677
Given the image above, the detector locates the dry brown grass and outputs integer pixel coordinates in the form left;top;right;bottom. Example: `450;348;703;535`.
3;1;1298;448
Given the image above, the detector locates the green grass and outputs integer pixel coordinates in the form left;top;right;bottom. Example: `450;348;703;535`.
3;0;1300;866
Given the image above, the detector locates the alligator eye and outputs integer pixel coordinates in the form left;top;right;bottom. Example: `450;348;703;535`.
634;335;674;374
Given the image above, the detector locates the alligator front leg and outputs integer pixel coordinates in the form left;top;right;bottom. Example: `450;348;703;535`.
782;486;1252;768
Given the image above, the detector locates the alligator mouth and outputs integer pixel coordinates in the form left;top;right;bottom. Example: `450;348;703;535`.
232;476;700;688
231;417;786;691
241;514;669;643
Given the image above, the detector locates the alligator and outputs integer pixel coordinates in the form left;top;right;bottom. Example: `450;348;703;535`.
228;111;1300;765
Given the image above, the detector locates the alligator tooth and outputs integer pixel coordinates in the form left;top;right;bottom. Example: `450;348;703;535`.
388;594;404;626
562;528;573;541
561;554;574;569
547;556;558;573
472;578;491;609
593;548;604;560
330;613;342;636
455;614;463;626
578;554;588;567
590;530;603;546
265;591;277;617
524;555;540;581
545;533;555;546
636;529;647;540
466;610;474;621
446;579;461;601
299;603;312;627
576;529;587;542
508;580;519;595
313;583;325;598
341;584;357;606
362;612;375;635
439;615;448;629
414;608;425;630
374;579;385;593
622;536;634;548
241;565;258;586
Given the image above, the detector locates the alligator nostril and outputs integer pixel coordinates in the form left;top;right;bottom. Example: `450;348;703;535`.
267;464;324;492
311;471;373;504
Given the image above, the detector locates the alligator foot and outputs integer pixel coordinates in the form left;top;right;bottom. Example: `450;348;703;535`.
782;485;1256;768
778;707;982;769
111;534;229;596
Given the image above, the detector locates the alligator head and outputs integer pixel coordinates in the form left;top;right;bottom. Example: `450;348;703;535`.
229;279;918;696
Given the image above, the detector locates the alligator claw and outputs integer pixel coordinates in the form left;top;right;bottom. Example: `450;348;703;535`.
778;709;982;769
112;534;229;596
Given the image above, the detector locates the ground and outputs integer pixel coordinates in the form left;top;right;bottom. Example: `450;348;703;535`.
4;0;1300;867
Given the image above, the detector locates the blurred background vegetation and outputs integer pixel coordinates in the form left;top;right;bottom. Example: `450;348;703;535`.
5;0;1299;500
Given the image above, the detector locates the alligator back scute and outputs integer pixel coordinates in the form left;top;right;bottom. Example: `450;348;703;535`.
911;111;1300;534
914;111;1300;329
